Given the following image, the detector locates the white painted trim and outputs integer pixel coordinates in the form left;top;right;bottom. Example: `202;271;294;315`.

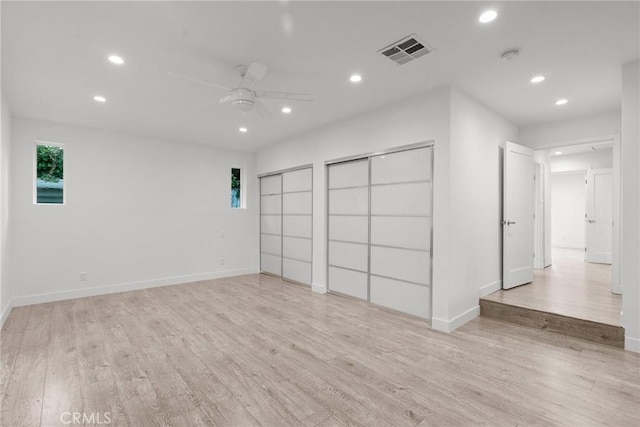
625;335;640;353
479;280;501;297
431;305;481;333
11;268;258;307
312;283;327;294
1;299;13;328
531;133;618;151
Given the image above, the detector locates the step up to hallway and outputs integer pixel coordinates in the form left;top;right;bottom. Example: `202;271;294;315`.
479;299;625;348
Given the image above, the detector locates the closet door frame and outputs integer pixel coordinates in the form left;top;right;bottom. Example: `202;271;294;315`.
325;141;434;318
259;164;313;285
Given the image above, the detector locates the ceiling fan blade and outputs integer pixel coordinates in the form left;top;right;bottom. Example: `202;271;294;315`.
255;100;272;118
166;72;232;92
195;99;219;109
220;94;233;104
255;90;313;102
244;62;268;83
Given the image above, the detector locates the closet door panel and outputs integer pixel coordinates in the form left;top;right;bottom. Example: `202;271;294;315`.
283;258;312;284
328;267;368;300
283;192;312;215
261;253;282;276
283;215;312;239
370;182;431;216
329;216;368;244
371;148;432;184
370;216;431;251
370;275;430;319
283;236;312;262
329;187;368;215
283;168;312;192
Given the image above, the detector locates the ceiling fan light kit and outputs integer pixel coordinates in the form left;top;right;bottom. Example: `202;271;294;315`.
169;61;313;118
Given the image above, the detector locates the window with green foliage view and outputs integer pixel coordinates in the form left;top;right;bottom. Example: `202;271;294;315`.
36;144;64;204
231;168;241;208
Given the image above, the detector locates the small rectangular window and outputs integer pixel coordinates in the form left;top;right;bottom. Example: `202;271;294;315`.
35;142;64;205
231;167;242;208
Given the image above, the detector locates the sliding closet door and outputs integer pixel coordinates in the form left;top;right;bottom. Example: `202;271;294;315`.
281;168;313;284
369;147;432;318
260;174;282;276
327;159;369;300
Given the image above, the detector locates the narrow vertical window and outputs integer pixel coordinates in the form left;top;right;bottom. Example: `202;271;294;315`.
35;143;64;204
231;167;241;208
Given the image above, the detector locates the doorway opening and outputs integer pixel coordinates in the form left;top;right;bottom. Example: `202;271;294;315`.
498;139;620;327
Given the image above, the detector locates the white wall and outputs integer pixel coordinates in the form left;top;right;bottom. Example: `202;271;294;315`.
449;89;519;316
551;172;586;249
520;110;621;149
9;118;258;306
621;59;640;352
256;85;518;332
0;97;12;325
550;149;613;249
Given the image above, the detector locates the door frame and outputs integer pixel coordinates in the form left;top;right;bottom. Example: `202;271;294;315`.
532;134;620;294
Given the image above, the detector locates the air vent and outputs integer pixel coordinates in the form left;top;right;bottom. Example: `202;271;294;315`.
378;34;434;65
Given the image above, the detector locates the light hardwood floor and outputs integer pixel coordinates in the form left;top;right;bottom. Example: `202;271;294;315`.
483;248;621;326
2;274;639;426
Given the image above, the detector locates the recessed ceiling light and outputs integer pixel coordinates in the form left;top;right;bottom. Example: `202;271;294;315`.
531;75;545;83
93;95;106;103
108;55;124;65
479;10;498;23
555;98;568;106
239;127;248;133
350;74;362;83
555;151;563;155
281;106;292;114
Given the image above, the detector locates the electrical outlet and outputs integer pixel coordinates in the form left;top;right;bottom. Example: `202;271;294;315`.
80;272;87;281
220;230;225;238
220;258;225;266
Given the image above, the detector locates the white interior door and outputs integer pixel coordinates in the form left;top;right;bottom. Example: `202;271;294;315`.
327;159;369;300
260;174;282;276
369;147;432;319
586;168;613;264
282;168;313;284
503;141;535;289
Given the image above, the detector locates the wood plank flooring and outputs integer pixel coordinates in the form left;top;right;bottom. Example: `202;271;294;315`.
482;248;621;326
2;273;639;426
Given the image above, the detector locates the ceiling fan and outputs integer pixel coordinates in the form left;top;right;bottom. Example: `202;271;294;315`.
168;62;313;117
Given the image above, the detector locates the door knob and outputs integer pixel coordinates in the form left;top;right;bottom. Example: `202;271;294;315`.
501;220;516;225
585;219;596;223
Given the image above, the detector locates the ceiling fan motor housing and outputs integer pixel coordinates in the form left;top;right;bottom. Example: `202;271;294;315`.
232;88;255;112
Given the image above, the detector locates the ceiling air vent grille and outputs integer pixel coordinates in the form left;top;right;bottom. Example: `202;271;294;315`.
378;34;433;65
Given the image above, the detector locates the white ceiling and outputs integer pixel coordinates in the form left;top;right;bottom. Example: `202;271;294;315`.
2;1;638;152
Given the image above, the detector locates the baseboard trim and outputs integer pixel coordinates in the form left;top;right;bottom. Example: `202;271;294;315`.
625;335;640;353
479;280;502;297
1;299;13;328
12;267;258;308
312;283;327;294
431;305;481;333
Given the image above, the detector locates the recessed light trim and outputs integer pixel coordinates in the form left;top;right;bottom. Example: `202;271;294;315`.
479;10;498;23
281;106;292;114
108;55;124;65
238;127;248;133
350;74;362;83
555;98;568;105
531;75;545;83
93;95;107;103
